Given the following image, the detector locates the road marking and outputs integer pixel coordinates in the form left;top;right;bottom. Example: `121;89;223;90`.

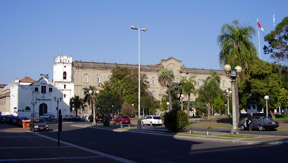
0;156;103;162
32;132;135;163
0;146;70;150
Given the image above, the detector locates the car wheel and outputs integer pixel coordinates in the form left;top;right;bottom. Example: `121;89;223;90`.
258;125;264;131
240;125;245;131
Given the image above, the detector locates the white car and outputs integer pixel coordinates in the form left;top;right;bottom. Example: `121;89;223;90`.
141;116;162;126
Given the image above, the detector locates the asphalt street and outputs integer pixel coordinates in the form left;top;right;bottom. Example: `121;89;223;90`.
1;122;288;163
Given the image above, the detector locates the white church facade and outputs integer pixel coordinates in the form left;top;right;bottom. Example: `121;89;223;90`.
0;56;74;118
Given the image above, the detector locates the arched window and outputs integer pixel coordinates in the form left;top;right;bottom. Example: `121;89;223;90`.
84;74;88;83
152;77;156;85
197;80;201;86
63;71;67;80
25;106;31;112
96;75;100;83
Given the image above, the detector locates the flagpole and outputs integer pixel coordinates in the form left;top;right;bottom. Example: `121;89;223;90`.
257;24;261;59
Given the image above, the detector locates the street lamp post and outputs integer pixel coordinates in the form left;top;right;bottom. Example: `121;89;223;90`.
54;97;62;121
181;94;184;111
224;64;242;135
264;95;269;118
166;102;170;112
89;90;99;125
224;89;232;117
31;101;37;119
131;25;147;130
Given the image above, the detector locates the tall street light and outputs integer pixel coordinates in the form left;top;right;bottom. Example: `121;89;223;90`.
131;25;147;130
223;89;232;117
264;95;269;118
224;64;242;135
54;97;62;121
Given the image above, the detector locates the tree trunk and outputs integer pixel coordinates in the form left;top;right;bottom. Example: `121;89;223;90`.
207;103;211;119
187;94;191;117
270;109;276;119
168;88;173;111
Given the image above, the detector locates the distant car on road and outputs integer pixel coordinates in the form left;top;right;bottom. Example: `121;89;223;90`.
30;118;49;132
141;115;163;126
88;114;103;122
238;116;279;131
113;116;131;125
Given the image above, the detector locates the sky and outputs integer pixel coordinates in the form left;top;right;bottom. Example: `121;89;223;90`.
0;0;287;84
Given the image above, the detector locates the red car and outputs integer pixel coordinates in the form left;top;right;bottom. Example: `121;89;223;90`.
114;116;131;124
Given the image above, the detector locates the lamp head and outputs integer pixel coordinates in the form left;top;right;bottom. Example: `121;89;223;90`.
235;66;242;73
131;26;138;30
224;64;231;72
264;95;269;101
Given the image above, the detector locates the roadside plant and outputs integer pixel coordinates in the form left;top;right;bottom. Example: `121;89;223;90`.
189;124;193;134
164;109;189;132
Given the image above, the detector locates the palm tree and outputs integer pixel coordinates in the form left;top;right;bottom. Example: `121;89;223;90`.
182;76;196;116
69;95;83;116
218;20;257;80
83;86;97;116
196;74;222;119
158;68;174;111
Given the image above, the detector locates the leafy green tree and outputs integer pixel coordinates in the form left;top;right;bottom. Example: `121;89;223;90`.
158;68;175;111
69;95;83;116
96;82;122;126
213;96;224;115
218;20;257;80
264;17;288;65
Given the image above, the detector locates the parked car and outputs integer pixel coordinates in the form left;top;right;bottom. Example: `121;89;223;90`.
141;115;163;126
113;115;131;125
15;117;29;127
238;116;279;131
40;113;55;120
88;114;103;122
30;118;49;132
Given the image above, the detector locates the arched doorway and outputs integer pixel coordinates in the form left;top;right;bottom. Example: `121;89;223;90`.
39;103;48;116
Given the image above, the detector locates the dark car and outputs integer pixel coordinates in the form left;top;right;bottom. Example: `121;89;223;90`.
113;115;131;125
30;118;49;132
238;116;279;131
88;114;103;122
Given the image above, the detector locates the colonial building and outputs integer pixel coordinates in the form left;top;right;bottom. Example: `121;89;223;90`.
72;57;231;102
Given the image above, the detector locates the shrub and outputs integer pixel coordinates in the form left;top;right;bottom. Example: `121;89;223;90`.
164;109;189;132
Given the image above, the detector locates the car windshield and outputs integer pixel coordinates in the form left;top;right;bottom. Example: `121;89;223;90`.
260;117;273;121
123;116;129;119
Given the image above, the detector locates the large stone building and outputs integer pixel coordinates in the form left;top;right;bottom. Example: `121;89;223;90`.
0;55;231;117
72;57;231;102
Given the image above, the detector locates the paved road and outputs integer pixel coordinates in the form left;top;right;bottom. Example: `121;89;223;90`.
42;122;288;162
1;122;288;162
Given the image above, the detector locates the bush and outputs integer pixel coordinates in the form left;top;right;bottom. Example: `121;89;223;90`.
164;109;189;132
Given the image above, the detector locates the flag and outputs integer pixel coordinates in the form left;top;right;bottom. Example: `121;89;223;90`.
257;19;264;32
